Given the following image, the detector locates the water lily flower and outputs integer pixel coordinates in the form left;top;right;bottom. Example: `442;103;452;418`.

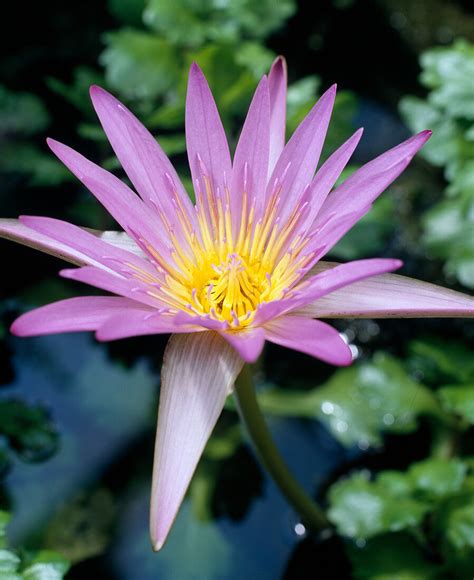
1;57;473;550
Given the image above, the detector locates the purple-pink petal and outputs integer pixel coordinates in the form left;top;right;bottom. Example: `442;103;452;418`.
11;296;149;337
47;138;172;260
313;130;432;230
60;266;162;308
268;56;287;175
266;84;337;225
295;263;474;319
231;75;271;230
150;332;243;550
89;86;194;232
186;63;232;205
95;312;202;341
256;258;402;324
220;327;266;363
0;218;92;266
263;316;352;366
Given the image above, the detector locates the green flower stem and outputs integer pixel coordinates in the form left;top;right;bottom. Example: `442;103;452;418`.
234;365;330;531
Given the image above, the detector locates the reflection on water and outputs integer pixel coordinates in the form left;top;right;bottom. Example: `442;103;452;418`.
4;333;351;579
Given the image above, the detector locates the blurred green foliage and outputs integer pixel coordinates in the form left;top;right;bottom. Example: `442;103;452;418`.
0;511;70;580
400;40;474;288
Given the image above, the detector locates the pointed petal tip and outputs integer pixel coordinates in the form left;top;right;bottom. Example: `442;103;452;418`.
151;536;164;552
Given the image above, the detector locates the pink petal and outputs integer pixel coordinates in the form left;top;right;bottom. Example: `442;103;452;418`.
268;56;287;175
60;266;162;309
96;312;202;341
0;219;145;265
263;316;352;366
150;332;243;550
20;216;156;276
231;75;271;231
89;86;194;234
266;84;336;225
11;296;149;337
220;327;266;363
186;63;232;204
255;258;402;324
47;138;171;260
313;130;431;229
295;263;474;318
302;128;364;228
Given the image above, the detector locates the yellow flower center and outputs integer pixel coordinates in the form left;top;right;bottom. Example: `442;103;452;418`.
128;169;315;329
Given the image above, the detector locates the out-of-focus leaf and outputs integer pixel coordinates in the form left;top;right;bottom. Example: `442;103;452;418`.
0;87;49;136
407;458;466;499
400;39;474;289
144;0;295;44
108;0;145;26
420;40;474;120
347;533;439;580
101;29;180;100
438;385;474;424
327;472;429;539
408;338;474;384
286;76;320;134
0;400;59;463
44;490;115;564
47;67;105;115
330;196;395;260
1;143;71;186
257;353;441;447
0;549;21;577
434;493;474;578
0;512;11;549
22;552;70;580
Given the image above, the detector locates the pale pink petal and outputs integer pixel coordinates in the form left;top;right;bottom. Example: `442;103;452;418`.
220;327;266;363
295;263;474;318
186;63;232;202
301;128;364;228
268;56;287;175
266;84;336;225
47;138;171;260
11;296;149;337
263;316;352;366
89;86;195;234
313;130;431;229
231;75;270;231
0;218;94;266
0;219;147;266
255;258;402;324
173;310;230;331
60;266;163;309
20;216;156;276
96;312;202;341
150;332;243;550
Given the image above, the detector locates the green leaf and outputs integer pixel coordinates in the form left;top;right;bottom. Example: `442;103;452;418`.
258;353;441;447
347;533;440;580
438;385;474;424
0;549;21;576
0;400;59;463
408;338;474;384
434;493;474;577
0;512;10;548
47;67;105;115
101;29;180;100
407;458;466;499
22;552;70;580
328;472;429;540
330;196;395;260
0;86;49;136
143;0;296;44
